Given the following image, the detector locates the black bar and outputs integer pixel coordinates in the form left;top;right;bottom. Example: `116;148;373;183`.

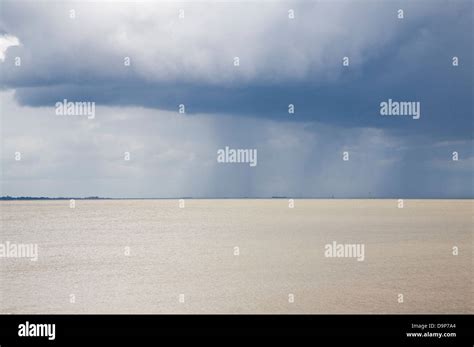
0;314;472;345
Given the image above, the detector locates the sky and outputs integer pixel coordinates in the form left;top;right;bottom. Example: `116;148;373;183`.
0;0;472;198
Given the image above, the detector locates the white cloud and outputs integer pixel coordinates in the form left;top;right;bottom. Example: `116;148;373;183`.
0;34;19;61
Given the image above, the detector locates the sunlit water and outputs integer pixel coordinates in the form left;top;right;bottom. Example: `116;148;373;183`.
0;199;472;313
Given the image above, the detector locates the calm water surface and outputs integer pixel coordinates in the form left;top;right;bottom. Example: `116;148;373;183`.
0;199;472;313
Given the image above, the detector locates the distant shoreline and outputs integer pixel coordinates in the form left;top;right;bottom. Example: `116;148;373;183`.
0;196;105;201
1;196;472;200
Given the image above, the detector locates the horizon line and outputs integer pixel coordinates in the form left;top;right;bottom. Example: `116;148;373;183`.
1;196;472;200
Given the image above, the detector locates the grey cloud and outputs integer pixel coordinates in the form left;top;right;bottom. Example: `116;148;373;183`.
1;91;471;198
0;0;471;141
0;0;461;87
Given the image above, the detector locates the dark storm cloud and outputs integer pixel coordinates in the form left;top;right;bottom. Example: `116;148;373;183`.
1;0;472;141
